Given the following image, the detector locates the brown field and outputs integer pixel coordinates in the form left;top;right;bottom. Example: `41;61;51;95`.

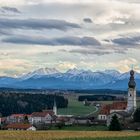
0;131;140;140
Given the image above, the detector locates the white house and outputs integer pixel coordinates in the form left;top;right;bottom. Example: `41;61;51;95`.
30;111;55;124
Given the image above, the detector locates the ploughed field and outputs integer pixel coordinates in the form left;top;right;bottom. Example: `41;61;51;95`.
0;131;140;140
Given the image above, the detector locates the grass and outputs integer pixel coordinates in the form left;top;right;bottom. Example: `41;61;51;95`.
0;131;140;140
58;96;96;116
50;125;107;131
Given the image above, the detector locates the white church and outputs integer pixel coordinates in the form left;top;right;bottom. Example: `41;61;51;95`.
98;70;137;125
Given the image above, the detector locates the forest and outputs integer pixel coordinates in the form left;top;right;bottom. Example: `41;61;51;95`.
0;93;68;116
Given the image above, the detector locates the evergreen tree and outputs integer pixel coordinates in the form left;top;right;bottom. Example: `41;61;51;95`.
109;114;122;131
23;115;29;124
133;108;140;122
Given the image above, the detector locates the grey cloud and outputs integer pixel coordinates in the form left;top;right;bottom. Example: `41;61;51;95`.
60;45;126;55
61;49;111;56
112;35;140;46
1;7;21;14
83;18;93;23
103;39;110;43
0;18;80;31
115;0;140;3
2;36;101;46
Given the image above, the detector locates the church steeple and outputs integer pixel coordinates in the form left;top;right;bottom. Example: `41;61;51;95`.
127;70;137;112
53;97;57;116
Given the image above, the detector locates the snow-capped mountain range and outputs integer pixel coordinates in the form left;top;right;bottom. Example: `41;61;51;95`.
0;68;140;90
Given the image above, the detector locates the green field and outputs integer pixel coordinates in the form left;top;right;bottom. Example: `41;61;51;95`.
58;96;96;115
57;95;140;116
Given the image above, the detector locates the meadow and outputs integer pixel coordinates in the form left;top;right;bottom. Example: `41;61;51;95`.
58;95;96;115
0;131;140;140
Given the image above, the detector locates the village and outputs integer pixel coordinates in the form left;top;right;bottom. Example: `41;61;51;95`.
0;70;139;131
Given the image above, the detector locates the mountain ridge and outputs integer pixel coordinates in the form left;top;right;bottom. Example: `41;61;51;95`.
0;68;139;90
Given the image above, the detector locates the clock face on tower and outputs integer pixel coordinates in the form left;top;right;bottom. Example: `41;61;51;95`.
129;89;134;97
129;88;133;91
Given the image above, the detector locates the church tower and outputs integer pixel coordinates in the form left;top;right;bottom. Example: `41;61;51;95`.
127;70;137;112
53;98;57;116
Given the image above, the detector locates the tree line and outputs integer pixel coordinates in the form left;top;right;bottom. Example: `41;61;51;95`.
78;95;123;101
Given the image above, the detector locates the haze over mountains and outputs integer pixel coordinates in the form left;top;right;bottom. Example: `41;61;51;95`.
0;68;140;90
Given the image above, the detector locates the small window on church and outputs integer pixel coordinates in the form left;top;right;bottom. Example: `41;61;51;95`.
130;94;131;97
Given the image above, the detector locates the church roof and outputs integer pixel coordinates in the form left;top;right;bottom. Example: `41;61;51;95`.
99;101;127;115
111;101;127;110
100;104;111;115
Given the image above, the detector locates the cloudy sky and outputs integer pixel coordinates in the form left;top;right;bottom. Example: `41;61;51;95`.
0;0;140;76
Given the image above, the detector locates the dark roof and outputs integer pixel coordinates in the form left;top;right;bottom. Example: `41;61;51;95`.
110;111;131;117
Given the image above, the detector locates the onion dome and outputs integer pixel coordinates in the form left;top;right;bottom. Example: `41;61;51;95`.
128;70;136;88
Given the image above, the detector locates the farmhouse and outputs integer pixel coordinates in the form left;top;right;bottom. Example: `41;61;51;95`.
6;123;36;130
98;70;137;125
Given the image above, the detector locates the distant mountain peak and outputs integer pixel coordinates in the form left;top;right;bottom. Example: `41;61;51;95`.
37;67;59;75
21;67;60;80
66;68;85;75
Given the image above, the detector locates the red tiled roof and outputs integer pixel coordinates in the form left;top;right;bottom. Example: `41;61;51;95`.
100;101;127;115
11;114;31;117
111;101;127;110
100;104;111;115
31;111;54;117
6;123;32;129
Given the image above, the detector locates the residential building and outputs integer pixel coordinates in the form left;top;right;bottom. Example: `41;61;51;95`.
6;123;36;130
30;111;55;124
6;114;31;124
